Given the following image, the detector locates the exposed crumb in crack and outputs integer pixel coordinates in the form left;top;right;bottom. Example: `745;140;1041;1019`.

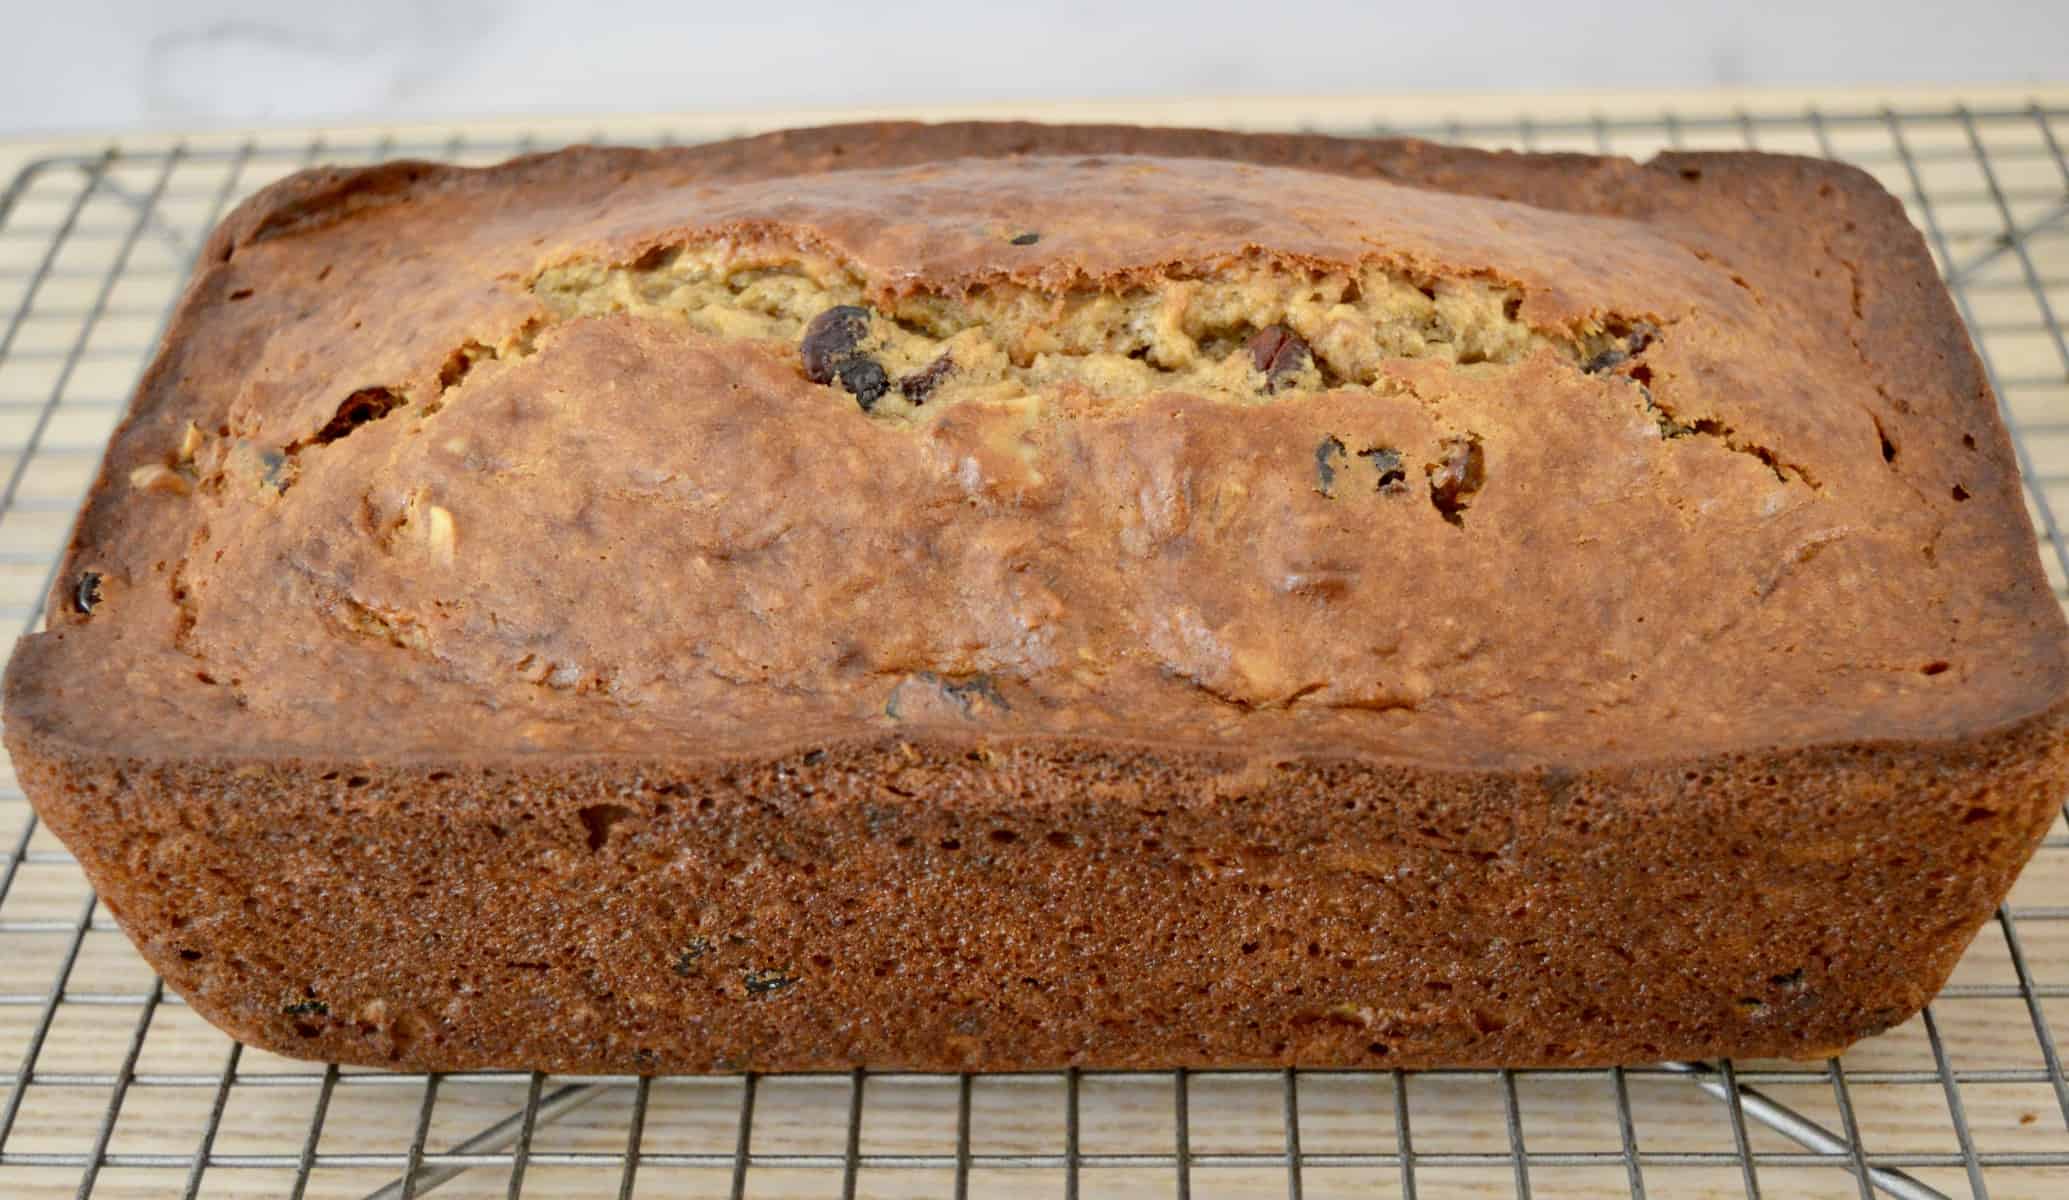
526;240;1825;492
532;240;1632;423
262;240;1826;512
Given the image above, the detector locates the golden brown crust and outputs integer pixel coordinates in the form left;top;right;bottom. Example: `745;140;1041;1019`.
5;121;2066;1071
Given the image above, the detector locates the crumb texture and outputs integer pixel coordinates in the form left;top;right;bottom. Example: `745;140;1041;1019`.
533;246;1597;420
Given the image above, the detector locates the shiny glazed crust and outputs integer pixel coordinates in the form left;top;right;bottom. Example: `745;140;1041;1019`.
4;121;2066;1071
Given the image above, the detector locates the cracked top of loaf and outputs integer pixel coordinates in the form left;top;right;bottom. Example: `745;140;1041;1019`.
6;122;2064;769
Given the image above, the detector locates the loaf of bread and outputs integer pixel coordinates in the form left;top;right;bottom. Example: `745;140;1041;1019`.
6;122;2065;1072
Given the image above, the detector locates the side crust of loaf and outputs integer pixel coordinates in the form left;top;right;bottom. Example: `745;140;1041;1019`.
10;705;2065;1071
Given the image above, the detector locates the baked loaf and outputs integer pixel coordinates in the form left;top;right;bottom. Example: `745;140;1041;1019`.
6;122;2066;1073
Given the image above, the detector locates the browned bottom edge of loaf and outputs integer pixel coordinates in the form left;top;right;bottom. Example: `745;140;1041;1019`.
10;709;2066;1074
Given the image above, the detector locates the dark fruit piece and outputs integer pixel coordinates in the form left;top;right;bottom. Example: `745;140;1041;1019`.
837;359;889;411
1586;322;1660;374
801;306;896;411
1426;435;1487;526
800;305;873;384
743;969;795;996
899;354;955;403
1358;447;1409;494
1247;325;1311;392
72;571;101;615
1583;347;1629;374
1314;435;1347;497
673;936;713;976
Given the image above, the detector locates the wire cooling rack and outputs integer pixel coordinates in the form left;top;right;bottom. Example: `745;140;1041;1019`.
0;100;2066;1200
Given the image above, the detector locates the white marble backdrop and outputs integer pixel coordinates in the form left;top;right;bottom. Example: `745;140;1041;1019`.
2;0;2063;135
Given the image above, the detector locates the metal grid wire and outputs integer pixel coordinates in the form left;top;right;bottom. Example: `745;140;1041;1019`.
0;102;2065;1199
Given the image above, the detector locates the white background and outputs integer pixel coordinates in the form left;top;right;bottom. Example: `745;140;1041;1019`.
2;0;2064;135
